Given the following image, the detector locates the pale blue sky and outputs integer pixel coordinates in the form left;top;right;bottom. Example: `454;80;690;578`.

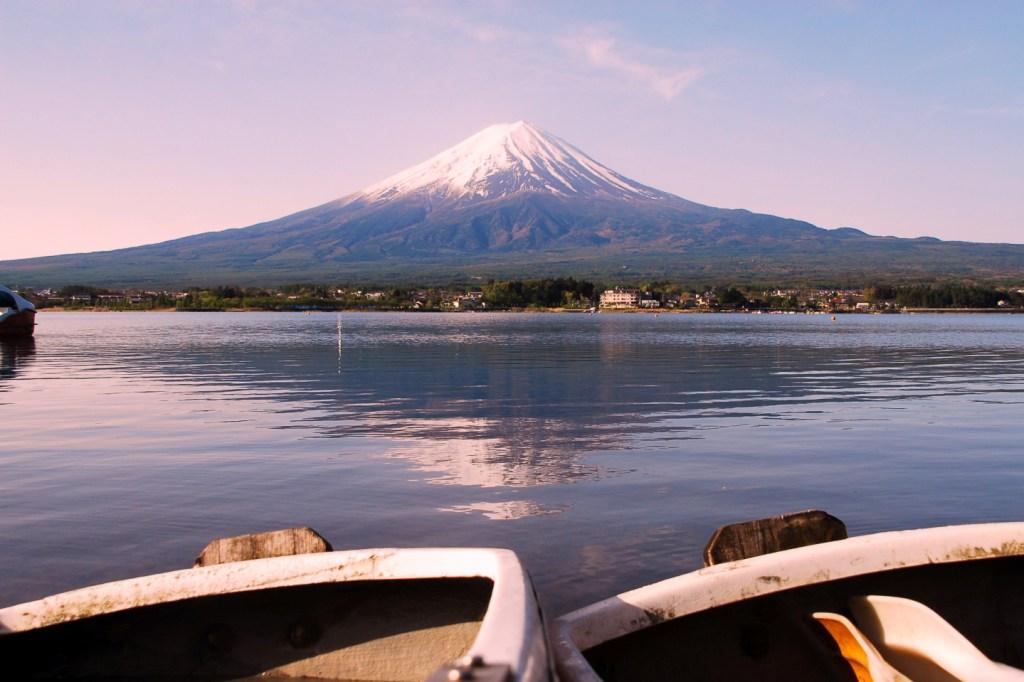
2;1;1022;258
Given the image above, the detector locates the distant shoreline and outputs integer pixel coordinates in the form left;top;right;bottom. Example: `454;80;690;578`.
35;307;1024;315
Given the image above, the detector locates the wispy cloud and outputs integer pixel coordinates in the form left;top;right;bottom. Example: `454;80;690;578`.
561;33;704;100
927;103;1024;120
964;105;1024;119
795;80;854;102
400;4;517;45
386;6;707;100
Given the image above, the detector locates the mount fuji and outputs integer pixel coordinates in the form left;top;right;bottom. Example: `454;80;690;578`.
3;121;1023;286
360;120;668;203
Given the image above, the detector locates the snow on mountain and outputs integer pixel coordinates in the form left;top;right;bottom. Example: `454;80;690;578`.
358;121;664;203
15;119;1023;288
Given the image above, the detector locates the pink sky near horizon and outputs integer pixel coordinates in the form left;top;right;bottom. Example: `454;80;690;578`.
2;1;1022;260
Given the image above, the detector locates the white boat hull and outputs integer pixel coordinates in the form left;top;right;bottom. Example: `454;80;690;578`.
1;547;552;681
553;522;1024;681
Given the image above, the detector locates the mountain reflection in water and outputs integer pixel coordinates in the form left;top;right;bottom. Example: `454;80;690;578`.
1;312;1023;613
117;315;1023;487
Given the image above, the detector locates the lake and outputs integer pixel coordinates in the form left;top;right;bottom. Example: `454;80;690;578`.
1;311;1023;615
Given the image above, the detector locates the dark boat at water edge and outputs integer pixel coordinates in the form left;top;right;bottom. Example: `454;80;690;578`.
0;285;36;339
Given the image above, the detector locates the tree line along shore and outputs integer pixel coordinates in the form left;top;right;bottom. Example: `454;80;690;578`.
15;279;1024;313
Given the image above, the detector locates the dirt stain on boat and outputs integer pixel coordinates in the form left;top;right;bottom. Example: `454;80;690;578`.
946;541;1024;561
642;607;676;624
756;575;785;585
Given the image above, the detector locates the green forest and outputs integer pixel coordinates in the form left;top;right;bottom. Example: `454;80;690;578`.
22;279;1024;312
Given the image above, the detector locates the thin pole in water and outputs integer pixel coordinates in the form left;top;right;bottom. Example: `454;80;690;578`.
336;314;343;373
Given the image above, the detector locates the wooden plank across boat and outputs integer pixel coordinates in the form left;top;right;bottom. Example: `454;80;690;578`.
552;513;1024;681
0;528;553;681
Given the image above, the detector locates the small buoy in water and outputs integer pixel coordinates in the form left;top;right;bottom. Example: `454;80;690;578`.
831;315;837;321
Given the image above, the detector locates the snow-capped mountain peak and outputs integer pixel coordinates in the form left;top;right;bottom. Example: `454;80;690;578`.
359;121;663;203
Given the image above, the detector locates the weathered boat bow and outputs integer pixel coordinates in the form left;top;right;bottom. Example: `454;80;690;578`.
0;528;553;681
553;514;1024;681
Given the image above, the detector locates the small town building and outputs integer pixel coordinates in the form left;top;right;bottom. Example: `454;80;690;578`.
600;288;640;308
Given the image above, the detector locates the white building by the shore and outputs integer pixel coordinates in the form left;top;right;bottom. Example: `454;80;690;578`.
600;288;640;308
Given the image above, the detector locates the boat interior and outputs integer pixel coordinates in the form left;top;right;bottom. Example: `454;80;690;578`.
0;295;16;319
0;288;23;312
0;577;493;681
582;555;1024;681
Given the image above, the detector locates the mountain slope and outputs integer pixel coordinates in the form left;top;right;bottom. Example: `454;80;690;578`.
3;121;1023;286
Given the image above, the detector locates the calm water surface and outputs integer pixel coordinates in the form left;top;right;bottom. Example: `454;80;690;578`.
2;312;1023;614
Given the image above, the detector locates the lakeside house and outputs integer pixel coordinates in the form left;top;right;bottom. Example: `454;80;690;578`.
600;288;640;309
453;292;485;310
